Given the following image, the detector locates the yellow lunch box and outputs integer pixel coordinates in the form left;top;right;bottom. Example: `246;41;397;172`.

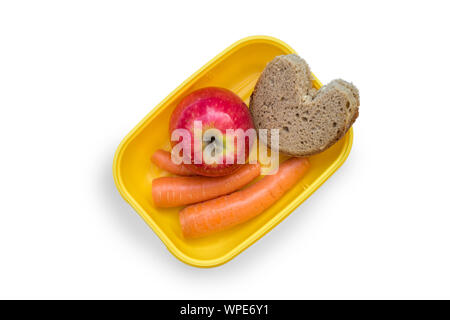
113;36;353;268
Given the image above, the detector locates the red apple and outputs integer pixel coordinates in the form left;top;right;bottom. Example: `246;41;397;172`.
169;87;255;176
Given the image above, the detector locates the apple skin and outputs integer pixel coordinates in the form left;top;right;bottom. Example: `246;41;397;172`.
169;87;255;177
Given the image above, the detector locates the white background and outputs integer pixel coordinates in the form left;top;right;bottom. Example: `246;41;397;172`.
1;0;449;299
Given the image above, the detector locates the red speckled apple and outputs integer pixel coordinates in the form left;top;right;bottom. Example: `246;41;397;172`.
169;87;255;176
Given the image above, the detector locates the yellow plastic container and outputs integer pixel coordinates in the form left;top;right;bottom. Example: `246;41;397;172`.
113;36;353;268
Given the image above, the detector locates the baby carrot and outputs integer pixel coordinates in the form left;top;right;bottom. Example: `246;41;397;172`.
151;149;195;176
179;157;310;238
152;163;261;208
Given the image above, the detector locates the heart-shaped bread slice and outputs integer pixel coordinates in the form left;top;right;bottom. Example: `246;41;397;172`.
249;54;359;156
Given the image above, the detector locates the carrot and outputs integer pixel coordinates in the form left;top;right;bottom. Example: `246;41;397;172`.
152;163;261;208
179;157;310;238
151;149;195;176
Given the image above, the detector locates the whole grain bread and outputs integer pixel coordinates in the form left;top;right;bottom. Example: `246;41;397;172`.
249;54;359;156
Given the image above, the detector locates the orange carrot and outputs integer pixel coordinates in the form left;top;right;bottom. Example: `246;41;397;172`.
152;163;261;208
179;157;310;238
151;149;195;176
